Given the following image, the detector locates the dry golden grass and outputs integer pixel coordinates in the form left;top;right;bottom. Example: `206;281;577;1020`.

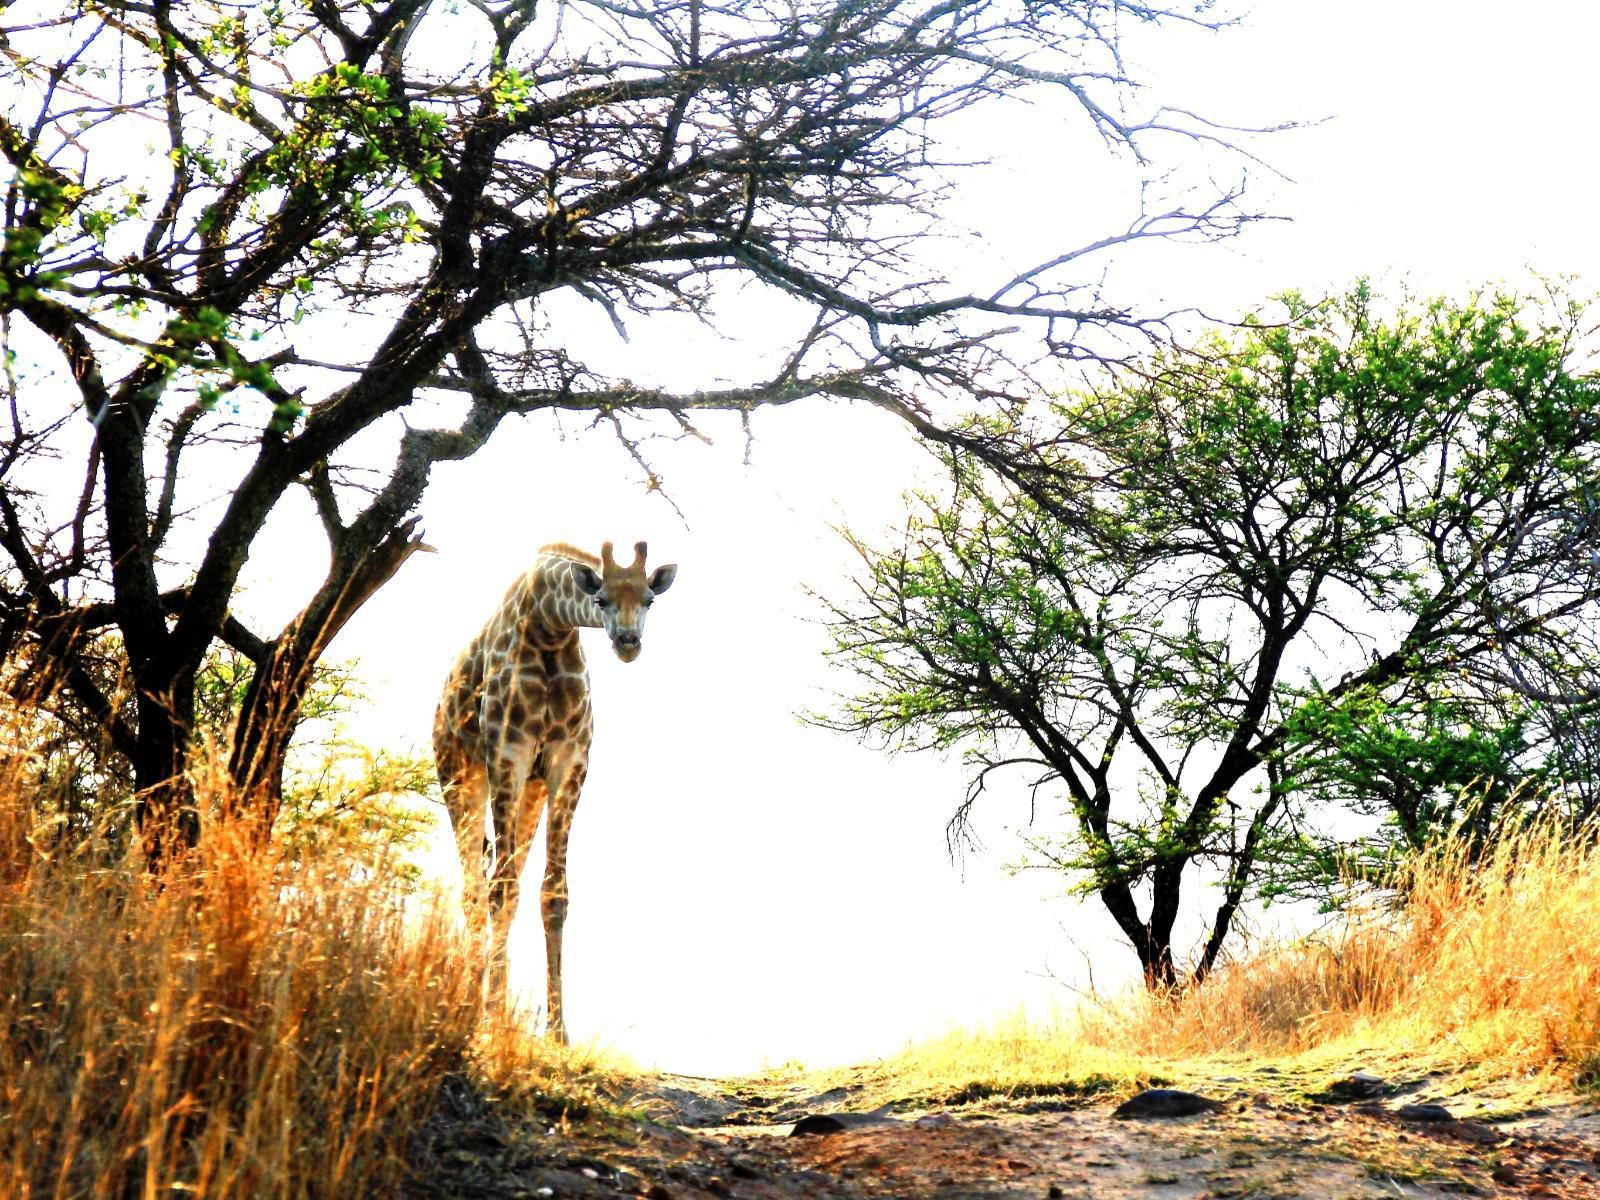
1108;819;1600;1075
864;818;1600;1103
0;756;620;1199
843;1011;1146;1105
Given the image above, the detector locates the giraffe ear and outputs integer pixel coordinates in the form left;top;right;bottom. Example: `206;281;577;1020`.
647;563;677;594
574;564;603;596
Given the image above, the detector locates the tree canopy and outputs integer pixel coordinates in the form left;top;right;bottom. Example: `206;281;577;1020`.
819;285;1600;986
0;0;1260;858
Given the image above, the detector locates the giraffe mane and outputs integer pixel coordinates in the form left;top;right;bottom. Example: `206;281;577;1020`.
537;542;601;568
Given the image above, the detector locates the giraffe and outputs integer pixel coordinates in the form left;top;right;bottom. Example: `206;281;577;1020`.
433;540;677;1043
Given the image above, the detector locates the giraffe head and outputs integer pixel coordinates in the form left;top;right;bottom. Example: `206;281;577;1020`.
573;541;677;662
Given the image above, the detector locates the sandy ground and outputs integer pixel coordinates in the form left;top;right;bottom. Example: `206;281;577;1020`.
408;1071;1600;1199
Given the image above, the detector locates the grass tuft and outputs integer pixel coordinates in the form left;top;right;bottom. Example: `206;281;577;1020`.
0;751;620;1198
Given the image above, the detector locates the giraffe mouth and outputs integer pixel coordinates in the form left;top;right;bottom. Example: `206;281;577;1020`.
613;640;642;663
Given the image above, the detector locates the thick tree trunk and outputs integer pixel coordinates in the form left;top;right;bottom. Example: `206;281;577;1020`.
1144;860;1185;988
132;659;200;865
1131;918;1179;990
1093;876;1181;990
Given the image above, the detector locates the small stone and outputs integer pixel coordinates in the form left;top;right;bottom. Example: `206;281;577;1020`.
1112;1088;1226;1119
1048;1186;1065;1199
1396;1102;1455;1123
1324;1070;1388;1101
1449;1120;1508;1145
791;1114;849;1136
915;1113;954;1129
790;1111;899;1136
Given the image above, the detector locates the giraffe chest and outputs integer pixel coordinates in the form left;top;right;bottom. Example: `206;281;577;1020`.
477;629;592;748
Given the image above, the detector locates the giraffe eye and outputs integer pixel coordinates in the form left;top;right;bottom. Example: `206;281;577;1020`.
594;595;609;609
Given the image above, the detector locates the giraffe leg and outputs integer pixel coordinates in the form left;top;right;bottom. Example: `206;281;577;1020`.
447;765;490;969
501;775;548;1015
541;754;586;1045
484;751;538;1009
435;736;490;970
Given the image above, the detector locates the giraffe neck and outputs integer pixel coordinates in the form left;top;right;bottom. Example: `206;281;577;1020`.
519;555;602;637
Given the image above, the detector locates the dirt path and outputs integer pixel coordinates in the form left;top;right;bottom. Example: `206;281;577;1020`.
719;1099;1600;1198
410;1073;1600;1198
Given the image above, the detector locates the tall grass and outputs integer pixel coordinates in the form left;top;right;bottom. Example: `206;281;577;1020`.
874;818;1600;1097
0;755;612;1198
1095;819;1600;1078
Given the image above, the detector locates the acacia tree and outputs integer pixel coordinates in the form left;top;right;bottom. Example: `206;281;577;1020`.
819;286;1600;987
0;0;1262;859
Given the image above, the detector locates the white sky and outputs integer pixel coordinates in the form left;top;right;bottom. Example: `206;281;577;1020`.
135;0;1600;1073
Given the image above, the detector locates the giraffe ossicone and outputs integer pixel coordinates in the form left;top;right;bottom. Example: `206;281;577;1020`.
433;540;678;1043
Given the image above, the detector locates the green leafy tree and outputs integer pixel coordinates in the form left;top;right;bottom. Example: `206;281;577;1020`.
0;0;1265;862
819;285;1600;986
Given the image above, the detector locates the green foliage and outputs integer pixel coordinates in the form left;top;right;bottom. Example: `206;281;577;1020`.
259;64;444;198
0;155;85;298
822;283;1600;980
1283;688;1536;846
19;643;429;872
193;650;433;872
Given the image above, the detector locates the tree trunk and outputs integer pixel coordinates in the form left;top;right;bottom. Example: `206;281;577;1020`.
132;659;200;865
227;518;429;835
1141;856;1188;990
1094;876;1180;990
1193;765;1286;986
227;644;315;834
1137;929;1180;990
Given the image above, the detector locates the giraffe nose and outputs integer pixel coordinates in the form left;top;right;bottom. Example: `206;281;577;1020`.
616;632;640;649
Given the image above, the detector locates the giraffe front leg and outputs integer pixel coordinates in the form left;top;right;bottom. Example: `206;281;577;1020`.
484;755;536;1011
541;806;572;1044
434;734;491;988
541;757;585;1045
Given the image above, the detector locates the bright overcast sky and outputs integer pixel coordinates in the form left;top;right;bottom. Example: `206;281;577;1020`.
225;0;1600;1075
